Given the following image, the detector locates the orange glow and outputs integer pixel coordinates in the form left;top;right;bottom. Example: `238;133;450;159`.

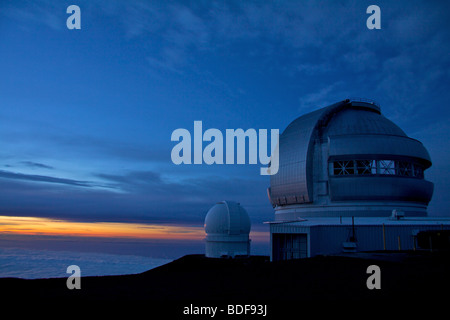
0;216;269;242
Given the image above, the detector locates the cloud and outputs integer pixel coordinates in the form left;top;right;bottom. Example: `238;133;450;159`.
0;0;64;31
91;0;450;121
20;161;54;170
95;171;162;193
2;0;449;225
2;123;172;164
0;247;170;278
0;169;94;188
298;82;346;113
95;169;267;202
111;1;353;74
0;166;273;225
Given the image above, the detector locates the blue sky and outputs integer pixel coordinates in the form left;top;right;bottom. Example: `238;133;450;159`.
1;0;450;228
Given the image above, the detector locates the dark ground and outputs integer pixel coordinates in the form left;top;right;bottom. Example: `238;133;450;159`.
1;251;449;316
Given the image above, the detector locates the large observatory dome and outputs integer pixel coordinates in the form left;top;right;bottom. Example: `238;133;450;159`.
268;99;434;220
204;201;251;258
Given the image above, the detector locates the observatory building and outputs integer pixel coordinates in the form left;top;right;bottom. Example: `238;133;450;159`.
268;99;450;260
204;201;251;258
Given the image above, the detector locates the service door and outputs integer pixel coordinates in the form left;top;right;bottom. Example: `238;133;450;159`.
272;233;307;261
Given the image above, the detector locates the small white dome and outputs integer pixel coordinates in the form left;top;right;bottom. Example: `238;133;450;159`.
204;201;252;258
204;201;251;235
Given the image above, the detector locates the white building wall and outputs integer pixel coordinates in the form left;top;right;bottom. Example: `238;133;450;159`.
270;220;450;260
311;224;450;256
205;234;250;258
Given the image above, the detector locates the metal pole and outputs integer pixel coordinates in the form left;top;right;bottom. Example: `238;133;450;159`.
351;216;356;242
398;235;401;251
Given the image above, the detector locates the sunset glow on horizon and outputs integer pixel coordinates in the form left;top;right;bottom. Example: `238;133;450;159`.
0;216;269;242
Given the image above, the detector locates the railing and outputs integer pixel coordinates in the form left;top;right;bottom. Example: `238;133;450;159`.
348;97;380;108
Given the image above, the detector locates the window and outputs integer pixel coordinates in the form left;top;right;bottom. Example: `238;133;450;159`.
333;160;354;175
356;160;376;175
331;159;424;179
397;161;413;177
379;160;395;175
413;165;424;178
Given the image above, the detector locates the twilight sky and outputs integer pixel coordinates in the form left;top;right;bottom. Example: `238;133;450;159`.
1;0;450;232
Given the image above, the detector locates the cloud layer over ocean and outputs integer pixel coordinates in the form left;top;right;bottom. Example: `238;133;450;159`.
0;247;170;279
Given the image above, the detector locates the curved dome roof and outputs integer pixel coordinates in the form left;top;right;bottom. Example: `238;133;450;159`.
322;108;407;137
268;99;433;209
204;201;251;235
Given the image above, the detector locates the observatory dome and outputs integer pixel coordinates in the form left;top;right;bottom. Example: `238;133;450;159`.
204;201;251;258
268;99;434;220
